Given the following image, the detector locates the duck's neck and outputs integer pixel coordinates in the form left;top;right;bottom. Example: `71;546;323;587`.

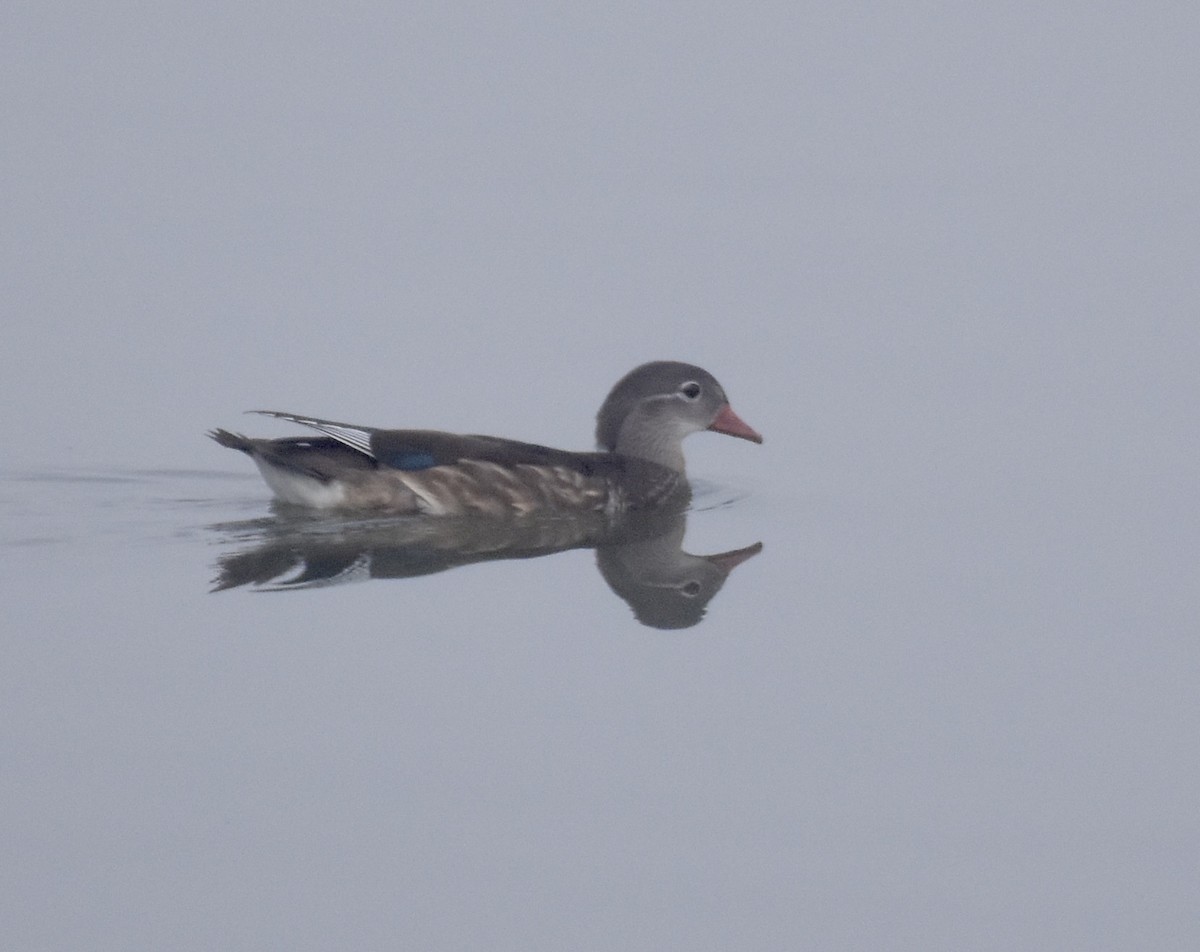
612;425;687;474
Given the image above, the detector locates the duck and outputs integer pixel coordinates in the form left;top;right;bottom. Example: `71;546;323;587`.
209;360;762;516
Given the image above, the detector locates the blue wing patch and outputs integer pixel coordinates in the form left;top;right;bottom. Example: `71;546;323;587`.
384;451;438;470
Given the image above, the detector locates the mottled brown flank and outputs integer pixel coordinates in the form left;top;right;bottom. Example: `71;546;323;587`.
391;461;615;516
328;457;689;515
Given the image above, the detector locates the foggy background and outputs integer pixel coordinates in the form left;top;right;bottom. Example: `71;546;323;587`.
3;3;1197;951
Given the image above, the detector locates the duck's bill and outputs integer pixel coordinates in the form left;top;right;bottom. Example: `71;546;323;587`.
708;404;764;444
705;540;764;573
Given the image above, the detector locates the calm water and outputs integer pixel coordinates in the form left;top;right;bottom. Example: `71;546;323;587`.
2;464;1195;950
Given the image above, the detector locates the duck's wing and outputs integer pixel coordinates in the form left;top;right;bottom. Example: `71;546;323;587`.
372;430;605;472
249;411;376;458
253;411;613;473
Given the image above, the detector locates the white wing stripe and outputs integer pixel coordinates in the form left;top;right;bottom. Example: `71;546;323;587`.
250;411;375;458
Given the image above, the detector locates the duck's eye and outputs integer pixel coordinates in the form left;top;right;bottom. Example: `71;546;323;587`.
679;381;702;400
680;580;702;597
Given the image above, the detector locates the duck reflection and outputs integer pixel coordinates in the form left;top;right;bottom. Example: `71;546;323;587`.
209;506;760;630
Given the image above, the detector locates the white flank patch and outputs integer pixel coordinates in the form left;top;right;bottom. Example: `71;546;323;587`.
254;459;348;508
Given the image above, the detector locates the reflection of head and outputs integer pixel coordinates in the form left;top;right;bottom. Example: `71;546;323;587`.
596;530;762;630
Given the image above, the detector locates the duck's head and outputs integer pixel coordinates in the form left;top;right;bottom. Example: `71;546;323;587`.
595;361;762;472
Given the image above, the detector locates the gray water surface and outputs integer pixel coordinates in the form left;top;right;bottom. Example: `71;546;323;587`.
2;463;1195;951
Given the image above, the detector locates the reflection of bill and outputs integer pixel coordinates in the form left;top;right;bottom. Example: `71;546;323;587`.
209;506;761;631
597;523;762;630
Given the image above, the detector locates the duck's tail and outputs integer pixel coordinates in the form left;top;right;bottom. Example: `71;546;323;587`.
207;428;254;454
